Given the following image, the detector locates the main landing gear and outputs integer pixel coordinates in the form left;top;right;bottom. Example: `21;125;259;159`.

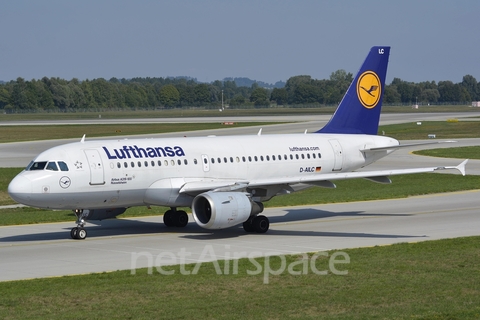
242;215;270;233
71;209;88;240
163;208;189;228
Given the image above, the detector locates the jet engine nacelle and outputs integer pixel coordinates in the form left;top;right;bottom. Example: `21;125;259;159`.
192;192;263;230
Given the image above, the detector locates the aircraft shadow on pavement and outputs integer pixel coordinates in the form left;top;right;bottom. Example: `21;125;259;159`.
268;208;411;224
182;208;417;240
0;208;417;242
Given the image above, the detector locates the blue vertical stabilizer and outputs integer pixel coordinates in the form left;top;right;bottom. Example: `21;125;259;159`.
317;46;390;135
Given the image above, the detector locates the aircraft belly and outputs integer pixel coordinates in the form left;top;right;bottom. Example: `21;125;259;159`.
19;189;146;210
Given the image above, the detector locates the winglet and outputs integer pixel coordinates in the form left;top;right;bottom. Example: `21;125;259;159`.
456;159;468;176
434;159;468;176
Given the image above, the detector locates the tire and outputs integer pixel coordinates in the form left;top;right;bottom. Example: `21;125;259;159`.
253;215;269;233
175;210;189;228
243;218;255;232
163;210;175;227
70;227;78;239
77;228;87;240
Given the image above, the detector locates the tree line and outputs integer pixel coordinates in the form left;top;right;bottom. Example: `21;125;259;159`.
1;72;479;113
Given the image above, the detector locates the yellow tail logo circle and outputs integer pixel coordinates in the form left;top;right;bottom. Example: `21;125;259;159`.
357;71;381;109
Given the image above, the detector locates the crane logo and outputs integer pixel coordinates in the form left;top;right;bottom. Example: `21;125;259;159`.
357;71;381;109
59;176;71;189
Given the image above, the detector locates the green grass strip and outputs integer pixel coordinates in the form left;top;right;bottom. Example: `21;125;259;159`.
414;146;480;159
378;120;480;140
0;122;281;143
0;237;479;319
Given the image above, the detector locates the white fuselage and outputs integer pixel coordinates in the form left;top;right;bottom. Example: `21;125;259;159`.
8;132;398;210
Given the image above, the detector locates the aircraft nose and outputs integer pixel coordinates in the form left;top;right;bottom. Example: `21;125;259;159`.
8;174;33;205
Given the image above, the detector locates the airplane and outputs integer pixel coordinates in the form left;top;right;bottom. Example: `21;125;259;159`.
8;46;467;240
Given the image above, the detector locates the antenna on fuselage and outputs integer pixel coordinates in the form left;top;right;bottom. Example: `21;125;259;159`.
80;134;86;143
257;128;262;136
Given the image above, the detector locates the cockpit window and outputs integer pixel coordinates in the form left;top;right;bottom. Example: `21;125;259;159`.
58;161;69;171
26;161;69;171
25;161;34;170
28;161;47;171
46;162;59;171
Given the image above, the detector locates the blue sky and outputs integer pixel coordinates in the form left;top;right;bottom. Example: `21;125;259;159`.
1;0;478;84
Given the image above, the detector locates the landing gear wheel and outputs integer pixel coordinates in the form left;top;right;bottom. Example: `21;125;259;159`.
71;209;89;240
70;227;78;239
163;210;175;227
70;227;87;240
243;217;255;233
77;228;87;240
253;215;269;233
175;210;188;228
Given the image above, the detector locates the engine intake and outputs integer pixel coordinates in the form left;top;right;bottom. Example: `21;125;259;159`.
192;192;263;229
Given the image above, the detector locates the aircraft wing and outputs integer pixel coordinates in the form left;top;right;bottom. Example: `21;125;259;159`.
178;160;467;195
247;159;468;188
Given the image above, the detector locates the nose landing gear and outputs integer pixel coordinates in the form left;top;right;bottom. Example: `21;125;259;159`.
71;209;89;240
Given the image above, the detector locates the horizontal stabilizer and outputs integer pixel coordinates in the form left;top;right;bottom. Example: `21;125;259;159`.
361;140;457;153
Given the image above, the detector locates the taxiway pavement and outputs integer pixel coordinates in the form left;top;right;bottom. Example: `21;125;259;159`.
0;190;479;282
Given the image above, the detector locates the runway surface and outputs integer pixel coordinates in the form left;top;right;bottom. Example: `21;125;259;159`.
1;190;479;282
0;112;479;282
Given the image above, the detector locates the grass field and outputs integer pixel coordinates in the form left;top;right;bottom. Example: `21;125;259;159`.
1;119;479;144
0;236;479;319
378;120;480;140
0;122;280;143
0;105;478;122
414;146;480;159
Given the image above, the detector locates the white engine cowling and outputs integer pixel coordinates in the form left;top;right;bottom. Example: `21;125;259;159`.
192;192;262;229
